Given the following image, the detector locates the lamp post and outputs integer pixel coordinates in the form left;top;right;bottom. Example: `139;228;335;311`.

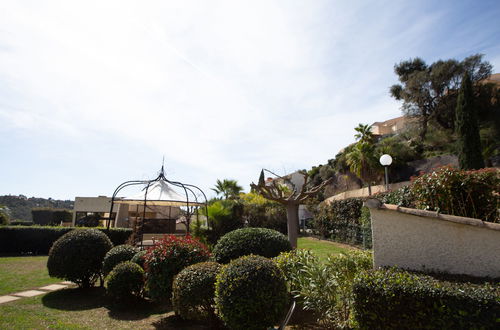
379;154;392;191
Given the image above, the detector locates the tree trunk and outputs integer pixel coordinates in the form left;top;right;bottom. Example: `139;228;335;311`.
286;203;300;249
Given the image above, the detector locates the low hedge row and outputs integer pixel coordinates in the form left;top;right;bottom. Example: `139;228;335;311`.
353;269;500;329
0;226;132;254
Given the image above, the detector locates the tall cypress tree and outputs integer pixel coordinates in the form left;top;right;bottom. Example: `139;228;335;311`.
455;72;484;170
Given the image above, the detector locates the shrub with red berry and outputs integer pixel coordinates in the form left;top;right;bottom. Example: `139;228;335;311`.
144;235;210;300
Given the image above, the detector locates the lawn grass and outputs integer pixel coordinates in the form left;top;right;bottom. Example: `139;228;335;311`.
0;256;61;295
0;287;208;329
297;236;357;260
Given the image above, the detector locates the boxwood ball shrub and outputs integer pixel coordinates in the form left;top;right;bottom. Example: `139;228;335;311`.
212;227;292;264
144;235;210;300
172;262;222;321
105;261;145;300
47;229;113;288
131;250;147;269
215;255;288;330
102;244;138;276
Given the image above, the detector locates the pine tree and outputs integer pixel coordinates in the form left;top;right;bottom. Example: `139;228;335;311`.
455;72;484;170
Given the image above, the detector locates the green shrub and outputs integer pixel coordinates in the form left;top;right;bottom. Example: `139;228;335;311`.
144;235;210;300
202;199;245;245
172;262;222;321
212;227;292;264
241;193;287;234
410;166;500;222
275;249;372;328
0;206;10;225
353;269;500;329
0;226;132;254
102;244;138;276
131;250;147;269
76;213;100;227
311;198;367;247
376;185;415;207
31;208;72;226
8;220;33;226
105;261;144;299
215;255;288;330
47;229;113;288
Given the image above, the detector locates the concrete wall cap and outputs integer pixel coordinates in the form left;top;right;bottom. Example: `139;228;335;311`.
377;203;500;231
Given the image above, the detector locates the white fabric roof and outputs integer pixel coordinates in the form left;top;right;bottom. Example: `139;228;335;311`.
115;180;204;206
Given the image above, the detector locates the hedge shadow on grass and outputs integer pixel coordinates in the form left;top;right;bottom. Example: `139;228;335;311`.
42;287;170;322
42;287;105;311
152;315;211;330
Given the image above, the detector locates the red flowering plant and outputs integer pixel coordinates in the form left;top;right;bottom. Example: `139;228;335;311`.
144;235;210;300
410;166;499;222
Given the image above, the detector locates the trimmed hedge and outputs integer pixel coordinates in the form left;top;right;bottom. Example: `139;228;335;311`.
212;227;292;264
32;208;72;226
215;255;288;330
311;198;371;248
0;226;132;254
353;269;500;329
102;244;138;276
105;261;144;299
48;229;113;288
172;261;222;321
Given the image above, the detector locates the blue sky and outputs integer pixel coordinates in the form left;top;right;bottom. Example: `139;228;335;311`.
1;0;499;200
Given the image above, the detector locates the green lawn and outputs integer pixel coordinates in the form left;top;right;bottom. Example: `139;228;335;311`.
297;237;356;260
0;256;62;295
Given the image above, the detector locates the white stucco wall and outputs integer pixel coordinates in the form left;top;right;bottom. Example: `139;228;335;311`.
367;201;500;278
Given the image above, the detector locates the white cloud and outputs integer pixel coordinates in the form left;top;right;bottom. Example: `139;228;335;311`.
0;0;499;199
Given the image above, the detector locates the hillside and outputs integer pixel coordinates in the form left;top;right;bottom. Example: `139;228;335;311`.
0;195;74;222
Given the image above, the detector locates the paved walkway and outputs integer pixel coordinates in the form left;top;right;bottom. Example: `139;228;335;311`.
0;281;73;305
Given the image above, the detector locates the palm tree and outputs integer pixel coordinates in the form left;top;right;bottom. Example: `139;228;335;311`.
354;123;374;143
346;142;378;195
211;179;243;199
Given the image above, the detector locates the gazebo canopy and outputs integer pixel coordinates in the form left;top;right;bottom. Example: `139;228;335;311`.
115;180;205;207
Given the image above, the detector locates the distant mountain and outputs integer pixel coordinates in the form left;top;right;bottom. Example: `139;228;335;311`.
0;195;74;222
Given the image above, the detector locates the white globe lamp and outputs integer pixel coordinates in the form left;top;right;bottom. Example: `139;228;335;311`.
379;154;392;191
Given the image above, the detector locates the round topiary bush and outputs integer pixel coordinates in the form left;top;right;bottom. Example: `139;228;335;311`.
47;229;113;288
172;262;222;321
102;244;138;276
212;227;292;264
215;255;289;330
144;235;210;300
105;261;144;300
131;250;147;269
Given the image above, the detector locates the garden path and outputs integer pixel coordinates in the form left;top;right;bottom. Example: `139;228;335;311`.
0;281;72;304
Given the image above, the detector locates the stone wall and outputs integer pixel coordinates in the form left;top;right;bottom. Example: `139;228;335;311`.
366;199;500;278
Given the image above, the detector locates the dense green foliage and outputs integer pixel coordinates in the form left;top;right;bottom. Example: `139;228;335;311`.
212;227;292;264
0;195;73;222
172;262;222;321
275;249;372;328
376;185;415;207
102;244;138;276
32;208;72;226
240;192;287;234
144;235;210;300
211;178;243;199
47;229;113;288
0;226;131;254
196;199;245;245
215;255;288;330
411;166;499;222
311;198;371;248
0;205;10;225
353;269;500;329
455;72;485;169
105;261;144;300
131;250;147;269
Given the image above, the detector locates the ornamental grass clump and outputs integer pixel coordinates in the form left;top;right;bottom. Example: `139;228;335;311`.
215;255;288;330
102;244;138;276
172;261;222;322
144;235;210;300
47;229;113;288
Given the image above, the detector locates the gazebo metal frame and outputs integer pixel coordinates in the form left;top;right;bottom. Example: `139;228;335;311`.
106;166;208;244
